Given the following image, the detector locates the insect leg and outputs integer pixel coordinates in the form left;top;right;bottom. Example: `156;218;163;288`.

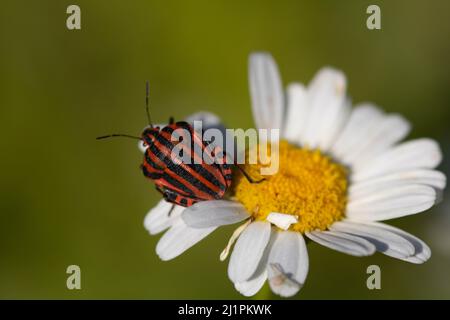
236;164;265;184
154;185;176;216
155;185;165;195
167;204;176;216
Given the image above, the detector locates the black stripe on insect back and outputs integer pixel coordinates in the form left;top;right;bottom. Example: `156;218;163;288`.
160;172;196;196
165;161;218;198
190;163;226;191
161;124;225;189
141;164;161;180
144;151;165;171
148;126;222;194
149;132;174;157
162;123;207;160
162;122;217;165
150;134;221;198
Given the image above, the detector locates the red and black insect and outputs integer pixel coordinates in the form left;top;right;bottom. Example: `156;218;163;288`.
97;82;261;207
139;119;233;207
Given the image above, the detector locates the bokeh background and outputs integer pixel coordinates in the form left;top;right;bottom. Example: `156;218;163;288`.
1;0;449;299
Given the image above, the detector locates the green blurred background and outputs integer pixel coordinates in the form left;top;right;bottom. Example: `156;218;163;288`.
1;0;449;299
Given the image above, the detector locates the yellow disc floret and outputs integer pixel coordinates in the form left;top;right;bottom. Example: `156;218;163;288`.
232;140;348;233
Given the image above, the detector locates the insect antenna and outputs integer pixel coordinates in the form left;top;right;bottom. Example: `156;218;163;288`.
146;81;154;128
97;82;154;141
96;134;141;140
236;164;265;184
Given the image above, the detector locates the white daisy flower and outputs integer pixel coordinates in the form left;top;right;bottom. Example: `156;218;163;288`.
144;52;446;297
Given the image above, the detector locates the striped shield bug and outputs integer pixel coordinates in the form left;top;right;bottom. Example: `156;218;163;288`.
97;82;263;208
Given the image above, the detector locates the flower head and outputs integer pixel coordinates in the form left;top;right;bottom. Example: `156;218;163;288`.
144;53;446;297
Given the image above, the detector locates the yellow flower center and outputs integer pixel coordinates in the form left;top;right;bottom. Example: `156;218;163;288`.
232;140;348;233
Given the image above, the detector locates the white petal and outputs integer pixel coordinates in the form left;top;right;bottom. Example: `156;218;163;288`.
182;200;250;228
138;140;148;153
234;270;268;297
349;169;446;200
220;219;252;261
234;229;275;297
363;222;431;264
319;98;351;151
248;52;284;131
283;83;308;143
228;221;272;282
268;231;308;297
353;138;443;181
330;220;415;259
346;184;436;221
266;212;298;230
156;219;216;261
331;104;384;159
306;230;376;256
144;200;183;235
346;114;410;166
302;67;347;149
